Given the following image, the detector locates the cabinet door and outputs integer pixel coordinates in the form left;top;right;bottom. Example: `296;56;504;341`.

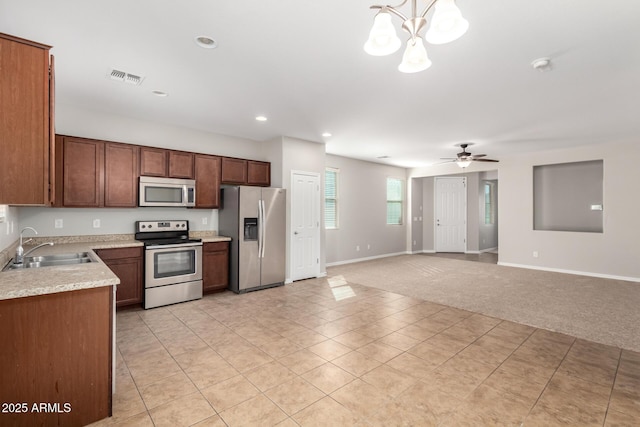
140;147;168;177
169;151;194;179
247;161;271;186
194;154;221;208
203;242;229;293
62;137;104;207
105;142;139;207
0;34;52;205
96;247;143;308
221;157;248;184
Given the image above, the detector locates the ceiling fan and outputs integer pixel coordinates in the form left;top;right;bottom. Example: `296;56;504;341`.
440;143;499;168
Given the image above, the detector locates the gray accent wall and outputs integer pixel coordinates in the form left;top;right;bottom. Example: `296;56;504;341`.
325;154;408;265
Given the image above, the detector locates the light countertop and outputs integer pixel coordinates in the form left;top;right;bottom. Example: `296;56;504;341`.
0;236;231;301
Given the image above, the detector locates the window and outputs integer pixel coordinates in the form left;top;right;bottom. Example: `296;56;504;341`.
484;182;495;224
386;178;404;225
325;168;339;229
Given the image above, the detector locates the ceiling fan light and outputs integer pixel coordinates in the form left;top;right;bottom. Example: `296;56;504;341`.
364;11;402;56
425;0;469;45
398;37;432;73
456;159;471;168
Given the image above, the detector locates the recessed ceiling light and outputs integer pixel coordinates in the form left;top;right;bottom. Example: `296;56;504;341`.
194;36;217;49
255;116;268;122
322;132;332;137
531;57;552;72
152;90;168;97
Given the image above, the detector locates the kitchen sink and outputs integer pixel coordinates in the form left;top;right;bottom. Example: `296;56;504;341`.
2;252;95;271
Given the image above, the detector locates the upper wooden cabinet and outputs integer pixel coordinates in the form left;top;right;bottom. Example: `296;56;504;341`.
140;147;194;179
194;154;221;209
104;142;139;207
247;160;271;186
55;135;139;208
139;147;168;177
58;136;104;208
221;158;270;186
169;151;194;179
0;33;54;205
221;157;247;184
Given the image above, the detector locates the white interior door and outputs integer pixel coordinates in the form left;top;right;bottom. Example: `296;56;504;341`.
291;171;320;281
435;177;467;252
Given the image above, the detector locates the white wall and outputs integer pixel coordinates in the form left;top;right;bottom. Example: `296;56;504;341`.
325;154;408;265
498;140;640;281
0;206;20;252
17;207;216;237
56;103;264;159
279;137;327;278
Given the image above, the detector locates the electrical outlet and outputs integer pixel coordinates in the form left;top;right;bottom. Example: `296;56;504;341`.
10;221;14;234
356;245;360;251
55;219;63;229
533;251;539;258
367;244;371;250
93;219;101;228
202;217;208;225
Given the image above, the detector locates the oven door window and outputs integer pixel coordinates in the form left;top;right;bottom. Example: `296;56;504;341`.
145;186;183;203
154;250;196;278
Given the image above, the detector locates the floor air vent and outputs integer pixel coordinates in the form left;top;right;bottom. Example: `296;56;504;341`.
108;68;145;86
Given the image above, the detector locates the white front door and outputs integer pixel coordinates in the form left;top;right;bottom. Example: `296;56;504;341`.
291;171;320;281
435;177;467;252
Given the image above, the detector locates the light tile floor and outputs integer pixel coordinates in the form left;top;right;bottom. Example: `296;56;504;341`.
90;277;640;426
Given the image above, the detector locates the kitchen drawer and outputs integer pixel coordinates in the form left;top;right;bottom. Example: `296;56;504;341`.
203;241;228;253
95;246;142;260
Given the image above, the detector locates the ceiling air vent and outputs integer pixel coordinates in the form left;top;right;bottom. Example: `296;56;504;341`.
108;68;145;86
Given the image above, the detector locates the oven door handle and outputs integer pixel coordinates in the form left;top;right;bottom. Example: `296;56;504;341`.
145;242;203;250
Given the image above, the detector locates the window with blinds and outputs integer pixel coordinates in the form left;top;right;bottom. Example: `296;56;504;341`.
386;178;403;225
325;168;339;229
484;182;495;224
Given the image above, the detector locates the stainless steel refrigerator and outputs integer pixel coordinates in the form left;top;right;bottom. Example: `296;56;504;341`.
219;186;286;293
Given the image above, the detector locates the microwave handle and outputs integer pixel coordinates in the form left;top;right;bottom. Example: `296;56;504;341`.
182;185;188;206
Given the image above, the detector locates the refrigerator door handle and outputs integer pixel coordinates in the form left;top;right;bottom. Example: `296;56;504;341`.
257;200;263;258
259;199;266;258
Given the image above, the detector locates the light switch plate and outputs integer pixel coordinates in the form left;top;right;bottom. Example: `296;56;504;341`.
590;204;603;211
55;219;63;229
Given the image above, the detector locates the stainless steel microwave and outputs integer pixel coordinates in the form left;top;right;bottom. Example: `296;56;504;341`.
139;176;196;207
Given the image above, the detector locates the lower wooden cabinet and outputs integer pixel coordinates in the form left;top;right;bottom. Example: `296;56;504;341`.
203;241;229;293
0;286;112;426
95;247;143;308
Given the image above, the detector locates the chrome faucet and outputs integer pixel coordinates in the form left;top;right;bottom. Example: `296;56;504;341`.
14;227;54;265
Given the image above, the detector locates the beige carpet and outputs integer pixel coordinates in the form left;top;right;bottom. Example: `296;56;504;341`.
327;254;640;352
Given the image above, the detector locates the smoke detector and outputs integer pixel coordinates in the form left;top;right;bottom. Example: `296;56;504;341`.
108;68;145;86
531;57;552;72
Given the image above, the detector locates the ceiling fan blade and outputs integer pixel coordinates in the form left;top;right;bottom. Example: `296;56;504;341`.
439;157;457;160
470;154;486;158
473;158;499;162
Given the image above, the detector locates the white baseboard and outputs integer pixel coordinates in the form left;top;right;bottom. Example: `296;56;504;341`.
465;250;480;254
421;250;436;254
497;262;640;283
480;247;498;254
326;251;409;267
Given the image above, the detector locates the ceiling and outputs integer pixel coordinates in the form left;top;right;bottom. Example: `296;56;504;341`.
2;0;639;168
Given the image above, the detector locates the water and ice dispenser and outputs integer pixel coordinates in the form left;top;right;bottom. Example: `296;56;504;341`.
244;218;258;241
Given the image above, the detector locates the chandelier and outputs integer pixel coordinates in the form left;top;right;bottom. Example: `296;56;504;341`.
364;0;468;73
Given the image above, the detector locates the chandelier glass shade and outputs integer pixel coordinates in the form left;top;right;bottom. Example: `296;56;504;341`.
364;0;468;73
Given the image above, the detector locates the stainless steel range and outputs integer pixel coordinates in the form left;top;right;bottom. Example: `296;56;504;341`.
135;220;203;309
